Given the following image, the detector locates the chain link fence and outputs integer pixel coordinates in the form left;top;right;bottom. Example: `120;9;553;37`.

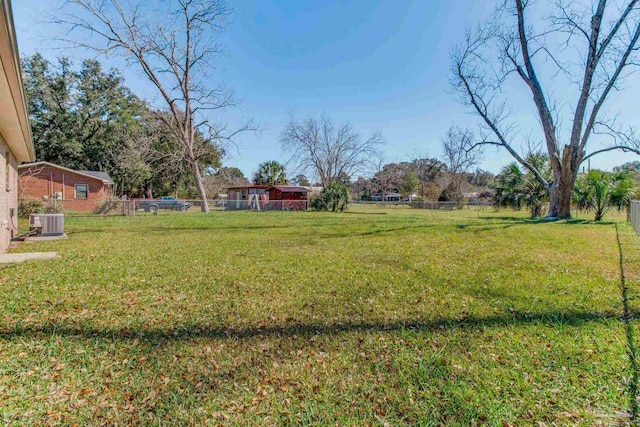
629;200;640;235
218;199;308;211
350;200;469;210
19;198;138;217
348;200;494;213
19;197;501;217
19;198;312;217
20;197;640;223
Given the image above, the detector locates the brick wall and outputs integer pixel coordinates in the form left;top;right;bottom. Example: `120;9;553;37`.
19;165;110;211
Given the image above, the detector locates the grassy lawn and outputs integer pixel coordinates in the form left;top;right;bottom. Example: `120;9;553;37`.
1;207;639;425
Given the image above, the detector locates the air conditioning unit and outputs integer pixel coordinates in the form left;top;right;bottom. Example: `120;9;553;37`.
29;213;65;236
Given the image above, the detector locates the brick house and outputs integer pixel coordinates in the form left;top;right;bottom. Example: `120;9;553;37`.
19;162;114;211
0;0;35;251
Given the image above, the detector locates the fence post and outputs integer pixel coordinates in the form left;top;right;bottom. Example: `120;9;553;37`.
630;201;640;235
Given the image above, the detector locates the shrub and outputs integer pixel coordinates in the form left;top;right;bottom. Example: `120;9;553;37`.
18;199;44;219
579;170;635;221
423;184;443;201
438;189;453;202
44;200;63;214
312;183;350;212
94;196;120;214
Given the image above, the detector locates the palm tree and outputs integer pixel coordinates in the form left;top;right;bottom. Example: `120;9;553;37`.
579;170;634;221
253;161;287;185
494;162;524;210
586;170;614;221
493;153;551;217
522;153;551;218
571;176;593;212
610;171;635;211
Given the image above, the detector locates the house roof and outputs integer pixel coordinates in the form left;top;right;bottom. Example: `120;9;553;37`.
79;170;114;185
0;0;34;161
18;161;114;184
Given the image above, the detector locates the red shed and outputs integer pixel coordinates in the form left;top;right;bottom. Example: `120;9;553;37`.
269;185;308;201
226;184;308;210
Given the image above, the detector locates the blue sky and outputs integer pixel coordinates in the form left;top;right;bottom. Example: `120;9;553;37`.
12;0;639;180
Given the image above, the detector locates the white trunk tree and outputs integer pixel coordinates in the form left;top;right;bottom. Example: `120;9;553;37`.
59;0;247;212
452;0;640;219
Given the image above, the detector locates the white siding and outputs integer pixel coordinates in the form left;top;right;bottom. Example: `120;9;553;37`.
0;134;18;252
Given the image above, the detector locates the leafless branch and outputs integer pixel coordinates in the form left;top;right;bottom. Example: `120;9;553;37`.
450;0;640;218
281;114;385;187
56;0;248;211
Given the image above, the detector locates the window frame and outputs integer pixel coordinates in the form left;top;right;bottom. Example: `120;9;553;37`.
74;183;89;200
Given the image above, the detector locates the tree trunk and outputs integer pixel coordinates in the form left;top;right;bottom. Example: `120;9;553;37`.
189;159;210;213
548;182;573;219
547;148;577;220
558;180;573;219
145;182;153;199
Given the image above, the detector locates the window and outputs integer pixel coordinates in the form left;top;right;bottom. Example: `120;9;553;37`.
75;184;88;199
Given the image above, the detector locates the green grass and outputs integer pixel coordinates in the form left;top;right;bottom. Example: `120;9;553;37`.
1;207;638;425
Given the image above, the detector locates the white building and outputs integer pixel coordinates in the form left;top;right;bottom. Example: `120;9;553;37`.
0;0;35;251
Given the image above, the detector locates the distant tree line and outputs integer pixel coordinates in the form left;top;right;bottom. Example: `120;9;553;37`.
22;51;638;218
22;53;223;199
350;159;495;202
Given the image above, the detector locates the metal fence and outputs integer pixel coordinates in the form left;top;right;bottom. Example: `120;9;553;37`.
19;198;137;217
351;200;469;210
349;200;492;212
20;197;496;217
19;198;311;217
629;200;640;235
220;199;308;211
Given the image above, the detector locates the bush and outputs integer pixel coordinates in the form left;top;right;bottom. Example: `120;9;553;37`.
311;183;350;212
44;200;63;214
94;196;120;214
18;199;44;219
438;189;453;202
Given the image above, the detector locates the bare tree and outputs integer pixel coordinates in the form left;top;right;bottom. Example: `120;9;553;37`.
441;126;480;201
369;151;393;201
18;164;47;200
106;126;153;197
411;151;448;197
202;166;248;199
57;0;250;212
281;115;385;187
451;0;640;218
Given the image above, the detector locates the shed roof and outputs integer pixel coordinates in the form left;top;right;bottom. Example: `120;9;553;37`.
226;184;308;192
272;185;309;193
226;184;271;190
